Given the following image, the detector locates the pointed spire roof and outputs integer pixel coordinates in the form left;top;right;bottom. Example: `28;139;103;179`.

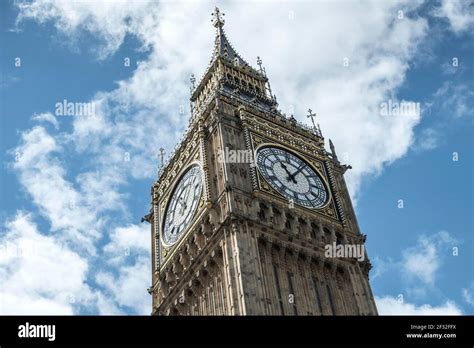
211;7;251;68
190;7;270;103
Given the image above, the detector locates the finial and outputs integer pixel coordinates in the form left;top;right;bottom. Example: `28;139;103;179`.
159;147;165;168
329;139;338;162
289;114;297;125
307;108;317;129
257;56;263;72
212;7;225;28
190;74;196;90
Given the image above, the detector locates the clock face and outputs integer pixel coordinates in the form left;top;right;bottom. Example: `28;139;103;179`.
256;146;328;208
162;164;203;246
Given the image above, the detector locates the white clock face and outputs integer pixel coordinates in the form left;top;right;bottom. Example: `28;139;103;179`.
256;146;328;208
162;164;203;246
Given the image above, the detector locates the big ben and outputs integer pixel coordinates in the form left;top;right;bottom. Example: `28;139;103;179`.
147;7;378;316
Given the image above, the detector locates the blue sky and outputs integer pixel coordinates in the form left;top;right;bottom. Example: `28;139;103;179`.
0;0;473;315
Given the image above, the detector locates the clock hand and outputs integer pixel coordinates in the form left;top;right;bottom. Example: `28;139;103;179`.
280;162;289;171
280;162;296;183
288;164;305;182
181;181;193;206
185;181;192;196
280;162;297;184
178;196;187;215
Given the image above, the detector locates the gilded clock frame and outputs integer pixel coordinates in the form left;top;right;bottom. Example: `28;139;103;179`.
249;132;340;223
254;142;332;210
160;161;205;248
157;159;208;265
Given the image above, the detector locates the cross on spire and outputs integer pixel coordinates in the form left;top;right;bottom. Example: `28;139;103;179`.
212;7;225;28
307;108;317;129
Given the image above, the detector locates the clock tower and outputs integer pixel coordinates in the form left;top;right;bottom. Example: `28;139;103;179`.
147;7;378;315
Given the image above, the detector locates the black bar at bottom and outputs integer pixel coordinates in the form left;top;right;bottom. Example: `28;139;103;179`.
0;315;472;346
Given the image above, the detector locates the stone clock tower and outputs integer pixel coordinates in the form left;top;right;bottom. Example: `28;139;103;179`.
147;8;378;316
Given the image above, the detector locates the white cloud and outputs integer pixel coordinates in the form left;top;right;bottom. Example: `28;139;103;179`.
0;212;151;316
16;0;155;60
104;224;150;256
416;128;439;151
0;212;91;314
5;125;151;314
414;81;473;151
371;255;395;280
11;126;105;254
31;112;59;129
96;256;151;315
376;296;463;315
373;231;462;313
374;231;458;286
433;0;474;33
462;285;474;306
96;224;151;314
433;81;474;119
402;231;457;284
402;239;438;284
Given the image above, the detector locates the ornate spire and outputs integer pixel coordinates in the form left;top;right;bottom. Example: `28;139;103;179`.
191;7;278;110
211;7;250;67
